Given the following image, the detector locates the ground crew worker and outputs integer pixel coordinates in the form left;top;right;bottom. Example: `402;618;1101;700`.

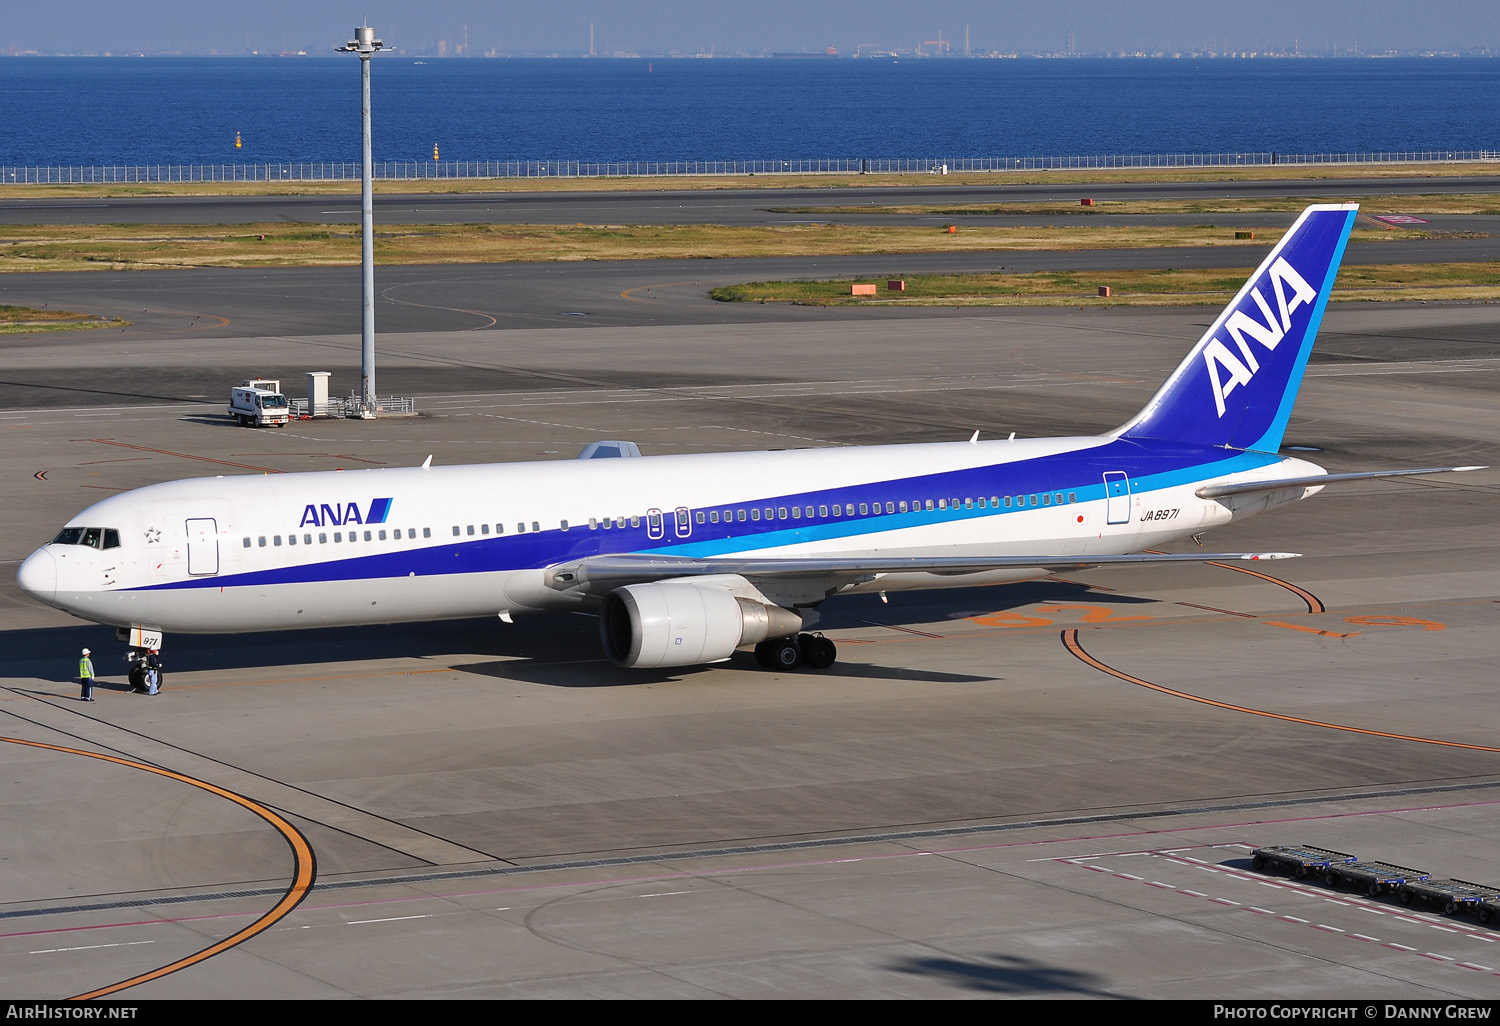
78;647;95;702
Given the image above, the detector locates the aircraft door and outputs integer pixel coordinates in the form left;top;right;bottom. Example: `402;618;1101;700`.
1103;472;1131;525
185;518;219;575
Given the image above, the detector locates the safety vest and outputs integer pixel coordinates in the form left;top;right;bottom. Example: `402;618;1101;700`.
78;656;93;678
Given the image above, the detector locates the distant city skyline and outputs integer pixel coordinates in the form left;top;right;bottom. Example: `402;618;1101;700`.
4;2;1499;57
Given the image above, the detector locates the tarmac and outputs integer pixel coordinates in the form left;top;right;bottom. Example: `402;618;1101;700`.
0;186;1498;998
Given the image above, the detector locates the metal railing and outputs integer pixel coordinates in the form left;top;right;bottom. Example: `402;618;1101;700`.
3;150;1497;184
289;395;417;418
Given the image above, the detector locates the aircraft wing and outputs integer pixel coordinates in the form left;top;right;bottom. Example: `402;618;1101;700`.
1197;465;1485;499
545;550;1298;593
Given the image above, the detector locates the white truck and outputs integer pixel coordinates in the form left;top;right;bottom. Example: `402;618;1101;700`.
229;379;291;427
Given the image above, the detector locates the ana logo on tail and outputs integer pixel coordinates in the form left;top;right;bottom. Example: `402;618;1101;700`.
1203;256;1317;417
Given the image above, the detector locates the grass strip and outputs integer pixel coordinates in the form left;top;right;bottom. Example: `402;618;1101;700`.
711;263;1500;307
0;303;127;333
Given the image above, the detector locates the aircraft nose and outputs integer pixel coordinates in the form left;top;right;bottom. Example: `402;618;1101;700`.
17;549;56;605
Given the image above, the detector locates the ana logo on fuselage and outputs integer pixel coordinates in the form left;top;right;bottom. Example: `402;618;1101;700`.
1202;256;1317;418
299;497;393;528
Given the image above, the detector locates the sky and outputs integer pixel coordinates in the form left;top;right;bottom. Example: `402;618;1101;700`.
5;1;1499;56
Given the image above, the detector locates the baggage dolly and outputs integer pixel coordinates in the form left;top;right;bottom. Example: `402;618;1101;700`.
1325;860;1429;896
1250;845;1357;878
1398;878;1500;917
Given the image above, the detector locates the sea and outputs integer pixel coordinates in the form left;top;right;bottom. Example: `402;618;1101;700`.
1;56;1496;167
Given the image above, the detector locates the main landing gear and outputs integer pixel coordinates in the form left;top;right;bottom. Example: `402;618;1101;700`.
753;633;837;671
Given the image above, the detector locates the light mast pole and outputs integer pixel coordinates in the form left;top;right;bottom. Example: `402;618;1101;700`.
337;25;387;415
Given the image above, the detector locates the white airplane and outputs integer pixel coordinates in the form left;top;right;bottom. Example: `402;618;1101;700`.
17;204;1480;671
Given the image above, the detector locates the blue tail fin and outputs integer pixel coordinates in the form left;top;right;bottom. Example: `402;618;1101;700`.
1116;203;1357;453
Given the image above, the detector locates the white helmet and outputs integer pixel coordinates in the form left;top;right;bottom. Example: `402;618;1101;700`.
81;648;90;655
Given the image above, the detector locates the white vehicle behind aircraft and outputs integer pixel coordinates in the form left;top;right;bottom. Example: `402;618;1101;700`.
17;205;1480;670
228;378;291;427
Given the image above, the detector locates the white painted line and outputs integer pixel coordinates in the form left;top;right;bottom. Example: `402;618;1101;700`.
349;914;432;925
32;940;155;954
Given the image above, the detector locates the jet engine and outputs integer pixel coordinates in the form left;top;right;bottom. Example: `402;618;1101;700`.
600;581;804;668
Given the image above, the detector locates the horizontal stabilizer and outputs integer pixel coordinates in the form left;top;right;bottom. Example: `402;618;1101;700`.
1197;465;1485;500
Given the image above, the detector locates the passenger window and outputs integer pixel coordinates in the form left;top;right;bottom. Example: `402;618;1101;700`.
709;511;719;523
791;507;801;519
379;530;387;541
305;534;313;544
1043;494;1051;506
422;528;430;538
818;505;828;517
466;525;475;536
320;533;328;544
258;536;267;547
736;510;747;522
560;520;569;531
481;524;490;535
751;509;761;521
696;512;705;524
334;532;343;542
452;526;460;536
243;537;251;548
1030;495;1038;506
899;501;908;513
778;507;788;519
937;499;947;510
274;535;283;546
845;504;854;516
630;517;639;528
1068;493;1076;504
925;500;934;511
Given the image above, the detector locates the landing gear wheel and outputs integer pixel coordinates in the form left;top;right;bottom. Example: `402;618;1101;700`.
769;637;801;670
753;640;775;667
799;633;837;670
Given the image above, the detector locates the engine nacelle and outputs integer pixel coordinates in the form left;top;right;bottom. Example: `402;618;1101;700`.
601;581;804;668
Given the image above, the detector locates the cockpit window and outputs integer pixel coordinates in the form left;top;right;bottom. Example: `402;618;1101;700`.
51;527;121;549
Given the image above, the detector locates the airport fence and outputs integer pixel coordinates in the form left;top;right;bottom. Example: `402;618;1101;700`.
2;150;1498;184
